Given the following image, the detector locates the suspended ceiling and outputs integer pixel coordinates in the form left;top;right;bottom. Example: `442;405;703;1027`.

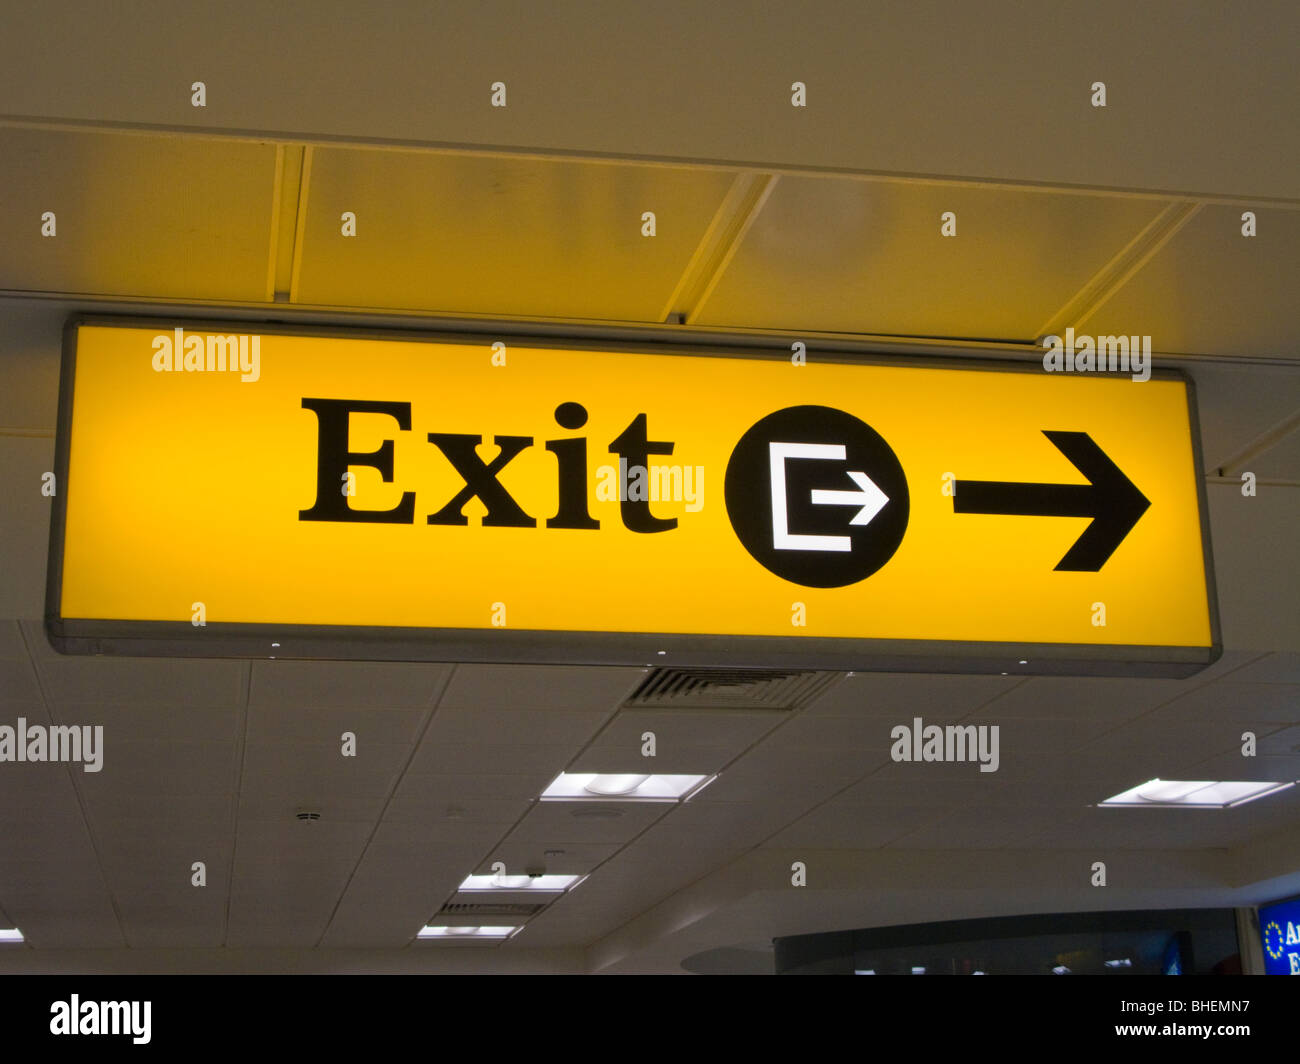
0;1;1298;973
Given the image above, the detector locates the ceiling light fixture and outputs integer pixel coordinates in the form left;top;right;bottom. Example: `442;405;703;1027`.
0;929;23;943
458;873;585;893
585;774;651;796
1100;779;1295;809
417;925;519;940
540;772;715;802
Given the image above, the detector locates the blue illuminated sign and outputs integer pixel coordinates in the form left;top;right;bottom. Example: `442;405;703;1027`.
1259;896;1300;975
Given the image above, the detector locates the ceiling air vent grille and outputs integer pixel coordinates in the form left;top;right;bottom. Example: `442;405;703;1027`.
624;668;839;711
440;902;545;918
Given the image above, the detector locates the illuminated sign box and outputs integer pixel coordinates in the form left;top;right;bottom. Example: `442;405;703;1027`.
46;318;1220;675
1259;896;1300;975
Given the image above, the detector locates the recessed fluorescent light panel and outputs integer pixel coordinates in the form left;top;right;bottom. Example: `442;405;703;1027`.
417;925;520;940
540;772;715;802
457;873;585;893
1100;779;1295;809
0;929;23;943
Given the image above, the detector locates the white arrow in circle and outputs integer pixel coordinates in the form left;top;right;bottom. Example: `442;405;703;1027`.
769;442;891;552
810;470;889;526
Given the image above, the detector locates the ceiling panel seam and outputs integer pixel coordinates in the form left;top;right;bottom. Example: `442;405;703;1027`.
1212;410;1300;476
221;660;254;948
264;146;285;302
287;147;313;305
14;622;127;949
659;172;776;324
1034;201;1202;343
313;662;454;948
425;683;638;946
266;146;310;303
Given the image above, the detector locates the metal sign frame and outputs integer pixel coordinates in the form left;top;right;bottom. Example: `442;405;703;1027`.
45;313;1223;677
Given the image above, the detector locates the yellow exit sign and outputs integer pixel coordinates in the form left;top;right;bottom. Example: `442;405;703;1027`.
47;318;1220;676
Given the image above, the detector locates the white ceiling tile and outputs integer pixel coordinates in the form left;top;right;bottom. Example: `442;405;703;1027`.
0;774;85;821
384;795;528;826
981;675;1192;720
732;742;888;779
774;714;912;750
117;891;228;949
369;819;511;856
424;709;603;746
1085;205;1300;360
0;128;276;301
58;702;241;742
0;826;99;862
297;151;735;319
1186;752;1300;782
1207;484;1300;654
240;740;408;799
17;620;65;661
1256;724;1300;756
78;739;237;795
250;661;451;710
407;741;574;778
694;769;858;807
887;806;1072;849
437;665;643;714
0;445;55;618
224;917;335;949
764;805;939;849
591;709;783;750
85;792;235;824
647;801;794;850
864;756;1019;785
1148;683;1300;724
474;842;621;877
803;672;1020;718
99;852;230;894
499;800;669;846
34;657;246;708
1227;654;1300;685
834;776;1026;810
0;621;29;660
696;177;1166;340
6;901;123;949
336;838;477;901
247;704;423;746
237;794;385;824
568;743;736;774
394;773;548;803
230;856;357;894
1251;425;1300;480
0;660;41;703
319;896;433;949
1068;720;1244;778
1189;365;1300;473
89;816;230;854
235;819;372;861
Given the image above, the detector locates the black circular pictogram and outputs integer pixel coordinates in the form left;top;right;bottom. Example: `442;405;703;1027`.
724;405;909;588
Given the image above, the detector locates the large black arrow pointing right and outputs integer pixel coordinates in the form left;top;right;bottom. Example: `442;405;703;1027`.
952;430;1150;571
